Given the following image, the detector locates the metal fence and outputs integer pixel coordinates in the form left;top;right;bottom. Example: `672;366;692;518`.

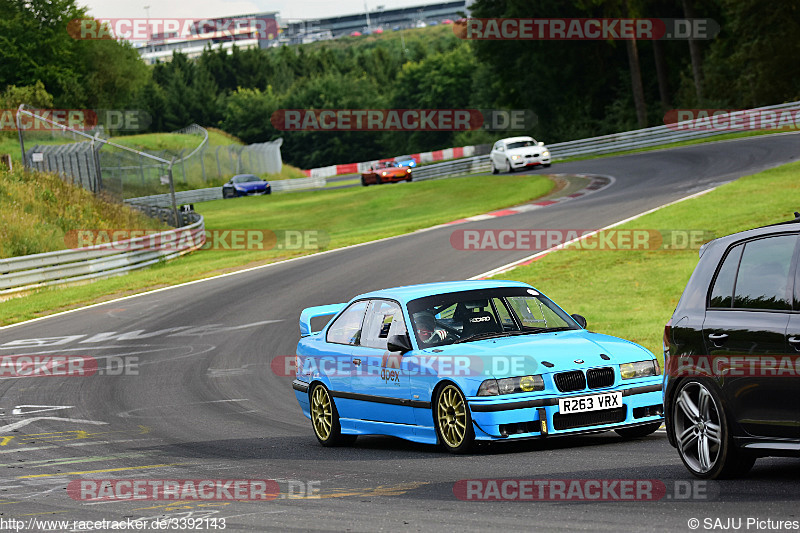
0;211;205;295
17;104;184;223
16;107;285;202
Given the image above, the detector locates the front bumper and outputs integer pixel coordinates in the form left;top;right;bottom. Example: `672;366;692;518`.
511;159;551;169
468;383;663;440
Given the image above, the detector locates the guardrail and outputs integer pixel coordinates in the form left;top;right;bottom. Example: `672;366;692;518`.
0;213;205;294
412;156;492;181
548;101;800;160
125;176;326;207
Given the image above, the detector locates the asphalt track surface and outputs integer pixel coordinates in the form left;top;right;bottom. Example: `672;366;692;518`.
1;134;800;532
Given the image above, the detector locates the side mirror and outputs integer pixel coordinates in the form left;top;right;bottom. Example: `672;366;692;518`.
571;314;587;329
538;141;544;146
387;334;412;353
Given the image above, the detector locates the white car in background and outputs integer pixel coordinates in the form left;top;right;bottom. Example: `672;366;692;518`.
490;136;551;173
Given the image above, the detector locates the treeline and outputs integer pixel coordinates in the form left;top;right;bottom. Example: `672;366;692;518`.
2;0;798;168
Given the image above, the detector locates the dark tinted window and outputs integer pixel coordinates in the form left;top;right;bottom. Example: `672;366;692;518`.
708;244;743;308
326;301;367;345
732;235;796;310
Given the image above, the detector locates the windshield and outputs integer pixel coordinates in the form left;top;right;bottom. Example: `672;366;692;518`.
233;175;261;183
506;140;536;150
407;287;579;348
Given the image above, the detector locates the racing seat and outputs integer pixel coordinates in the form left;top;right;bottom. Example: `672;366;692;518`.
460;310;502;338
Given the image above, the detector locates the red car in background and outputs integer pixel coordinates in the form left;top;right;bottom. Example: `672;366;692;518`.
361;161;412;186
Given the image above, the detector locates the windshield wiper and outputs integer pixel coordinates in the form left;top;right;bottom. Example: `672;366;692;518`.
524;326;573;334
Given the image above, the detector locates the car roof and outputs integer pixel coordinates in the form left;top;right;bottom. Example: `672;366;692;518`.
499;136;535;144
356;279;533;304
700;212;800;256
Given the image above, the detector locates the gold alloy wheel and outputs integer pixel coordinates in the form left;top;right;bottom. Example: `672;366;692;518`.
437;384;468;448
311;385;333;441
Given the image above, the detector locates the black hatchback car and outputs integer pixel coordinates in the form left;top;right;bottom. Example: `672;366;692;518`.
663;213;800;478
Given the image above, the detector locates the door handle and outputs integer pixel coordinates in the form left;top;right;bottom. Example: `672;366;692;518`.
352;358;361;366
708;333;728;346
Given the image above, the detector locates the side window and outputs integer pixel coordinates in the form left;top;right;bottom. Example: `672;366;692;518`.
326;301;367;345
732;235;797;310
360;300;407;350
708;244;743;308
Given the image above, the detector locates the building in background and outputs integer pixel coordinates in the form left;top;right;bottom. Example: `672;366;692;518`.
135;1;469;63
282;1;467;43
136;12;280;65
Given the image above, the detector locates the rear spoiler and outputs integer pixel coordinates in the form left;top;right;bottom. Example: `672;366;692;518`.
299;303;346;337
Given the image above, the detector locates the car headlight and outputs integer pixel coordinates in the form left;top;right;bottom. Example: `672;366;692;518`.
381;171;388;176
477;375;545;396
510;155;521;161
542;150;550;158
620;360;659;379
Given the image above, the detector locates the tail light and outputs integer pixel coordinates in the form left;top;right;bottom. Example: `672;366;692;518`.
663;318;672;358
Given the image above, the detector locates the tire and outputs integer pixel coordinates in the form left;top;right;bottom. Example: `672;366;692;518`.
310;383;356;447
434;383;474;453
406;175;412;182
615;421;662;439
671;379;755;479
505;158;512;173
491;161;498;174
361;177;368;187
543;163;551;168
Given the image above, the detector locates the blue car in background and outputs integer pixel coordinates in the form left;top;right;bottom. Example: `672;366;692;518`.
292;280;663;453
394;155;417;168
222;174;271;198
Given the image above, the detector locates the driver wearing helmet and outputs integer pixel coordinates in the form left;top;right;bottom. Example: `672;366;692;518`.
413;311;449;345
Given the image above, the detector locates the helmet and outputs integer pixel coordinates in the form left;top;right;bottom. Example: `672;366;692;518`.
413;311;437;343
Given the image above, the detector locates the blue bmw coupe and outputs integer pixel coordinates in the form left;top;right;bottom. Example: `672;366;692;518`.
292;280;663;453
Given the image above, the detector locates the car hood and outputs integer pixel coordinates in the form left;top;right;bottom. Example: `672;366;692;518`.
415;330;654;378
233;181;266;190
379;167;409;175
506;146;547;157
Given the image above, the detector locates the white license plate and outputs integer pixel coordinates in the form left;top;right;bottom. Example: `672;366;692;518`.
558;392;622;414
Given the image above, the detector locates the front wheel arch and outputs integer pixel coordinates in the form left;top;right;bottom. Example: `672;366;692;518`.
431;381;475;454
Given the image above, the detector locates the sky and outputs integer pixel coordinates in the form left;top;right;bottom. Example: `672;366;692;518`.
79;0;442;22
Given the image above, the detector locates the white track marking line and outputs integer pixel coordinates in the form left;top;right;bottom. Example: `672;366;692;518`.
0;417;108;433
469;187;717;280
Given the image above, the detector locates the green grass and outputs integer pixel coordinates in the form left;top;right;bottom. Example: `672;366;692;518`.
492;161;800;359
0;167;168;258
0;173;553;325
